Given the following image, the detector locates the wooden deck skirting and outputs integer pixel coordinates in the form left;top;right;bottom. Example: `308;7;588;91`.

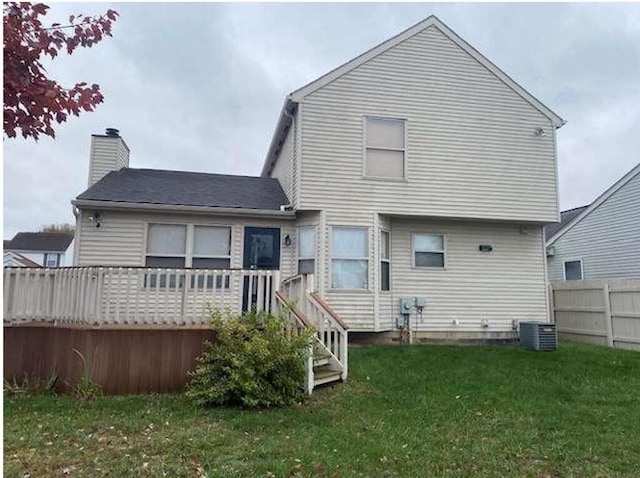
4;324;216;394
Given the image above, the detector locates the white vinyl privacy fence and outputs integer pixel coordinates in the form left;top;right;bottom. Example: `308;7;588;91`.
3;267;280;326
549;279;640;351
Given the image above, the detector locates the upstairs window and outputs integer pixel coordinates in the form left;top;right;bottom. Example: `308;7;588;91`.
413;233;445;268
44;253;60;267
364;117;405;179
564;259;583;280
297;226;316;274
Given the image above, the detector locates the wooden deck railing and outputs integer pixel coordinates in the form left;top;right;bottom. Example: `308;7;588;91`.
3;267;280;326
280;274;349;384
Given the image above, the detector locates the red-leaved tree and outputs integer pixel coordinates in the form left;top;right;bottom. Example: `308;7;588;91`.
3;3;118;140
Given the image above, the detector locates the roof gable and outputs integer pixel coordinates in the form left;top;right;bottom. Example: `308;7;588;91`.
289;15;564;127
547;162;640;245
263;15;565;177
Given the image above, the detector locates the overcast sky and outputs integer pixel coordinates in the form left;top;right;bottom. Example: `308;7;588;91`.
3;2;640;238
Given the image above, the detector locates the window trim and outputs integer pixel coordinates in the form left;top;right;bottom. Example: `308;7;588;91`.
329;226;370;291
44;253;60;268
362;115;408;181
411;232;447;269
563;258;584;281
191;225;232;268
297;225;316;274
380;229;391;292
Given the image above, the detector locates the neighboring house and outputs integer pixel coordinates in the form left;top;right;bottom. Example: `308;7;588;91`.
3;250;41;268
72;16;564;340
546;162;640;281
4;232;74;267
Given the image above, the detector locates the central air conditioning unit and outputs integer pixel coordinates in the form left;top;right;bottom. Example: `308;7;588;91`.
519;321;557;351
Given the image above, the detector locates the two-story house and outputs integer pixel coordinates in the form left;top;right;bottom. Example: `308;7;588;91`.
72;16;564;343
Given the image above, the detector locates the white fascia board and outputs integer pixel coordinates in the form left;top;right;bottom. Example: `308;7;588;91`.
72;199;297;220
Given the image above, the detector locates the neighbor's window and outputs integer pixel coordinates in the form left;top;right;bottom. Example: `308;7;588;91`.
297;226;316;274
365;117;405;179
44;253;60;268
564;260;583;280
413;233;445;268
331;227;368;289
145;224;187;268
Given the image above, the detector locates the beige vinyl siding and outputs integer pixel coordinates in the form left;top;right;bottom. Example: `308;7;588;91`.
298;25;558;223
322;211;375;330
88;136;129;186
390;218;548;331
76;209;296;278
548;171;640;280
270;124;294;204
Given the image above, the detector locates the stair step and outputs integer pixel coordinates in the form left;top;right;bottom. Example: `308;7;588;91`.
313;368;342;387
313;352;332;367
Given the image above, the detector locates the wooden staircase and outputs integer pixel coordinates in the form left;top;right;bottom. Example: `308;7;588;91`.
276;275;348;394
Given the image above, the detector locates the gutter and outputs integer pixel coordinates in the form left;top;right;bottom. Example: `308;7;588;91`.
260;97;296;177
71;199;297;219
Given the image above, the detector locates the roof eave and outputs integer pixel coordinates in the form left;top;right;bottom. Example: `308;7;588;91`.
260;97;297;177
72;199;297;219
546;162;640;246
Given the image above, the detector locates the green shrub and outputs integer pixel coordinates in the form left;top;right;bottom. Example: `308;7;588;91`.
187;308;314;408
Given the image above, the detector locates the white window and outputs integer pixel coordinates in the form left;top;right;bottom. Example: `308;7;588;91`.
563;259;583;280
145;224;232;289
192;226;231;269
297;226;316;274
380;230;390;291
145;224;187;268
364;117;405;179
44;253;59;267
413;233;445;268
331;227;368;289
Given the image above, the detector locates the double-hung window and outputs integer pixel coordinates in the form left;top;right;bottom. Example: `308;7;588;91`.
331;227;368;289
413;233;445;268
145;224;231;288
192;226;231;288
44;253;60;268
364;117;405;179
297;226;316;274
145;224;187;268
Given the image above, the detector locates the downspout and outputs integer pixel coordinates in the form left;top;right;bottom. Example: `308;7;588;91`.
71;205;80;266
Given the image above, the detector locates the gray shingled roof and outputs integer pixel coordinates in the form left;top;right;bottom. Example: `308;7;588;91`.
76;168;290;211
7;232;74;252
544;206;589;242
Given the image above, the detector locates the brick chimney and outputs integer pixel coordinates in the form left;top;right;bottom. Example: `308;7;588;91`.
87;128;130;187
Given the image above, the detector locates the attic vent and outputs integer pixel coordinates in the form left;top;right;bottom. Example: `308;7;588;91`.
519;321;557;351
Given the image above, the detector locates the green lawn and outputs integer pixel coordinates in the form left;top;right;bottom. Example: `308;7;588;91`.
4;343;640;477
